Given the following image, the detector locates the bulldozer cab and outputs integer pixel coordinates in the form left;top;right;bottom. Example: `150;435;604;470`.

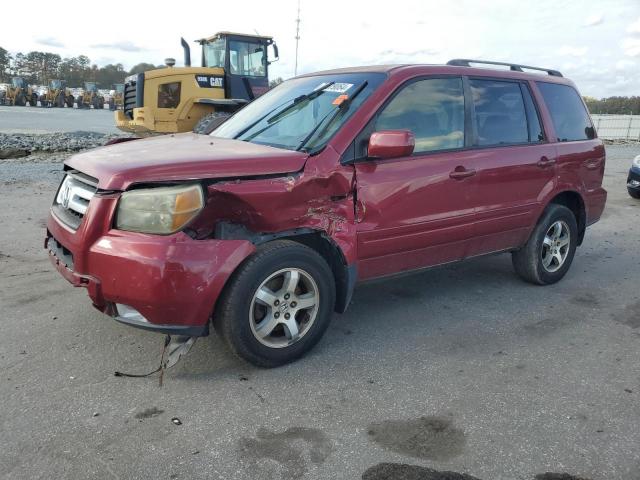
199;32;277;101
84;82;98;93
49;79;66;90
11;77;26;88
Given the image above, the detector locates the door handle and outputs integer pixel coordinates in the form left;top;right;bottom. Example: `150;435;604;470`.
449;167;476;180
537;156;556;168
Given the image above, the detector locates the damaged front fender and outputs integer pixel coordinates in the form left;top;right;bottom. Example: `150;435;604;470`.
188;145;359;312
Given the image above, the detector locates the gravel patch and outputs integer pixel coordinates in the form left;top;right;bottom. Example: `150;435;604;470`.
0;131;131;156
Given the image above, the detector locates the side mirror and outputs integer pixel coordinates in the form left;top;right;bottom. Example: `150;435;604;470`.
368;130;415;159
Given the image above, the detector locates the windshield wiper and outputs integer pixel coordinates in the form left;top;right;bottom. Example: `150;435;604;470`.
297;81;368;153
234;82;335;141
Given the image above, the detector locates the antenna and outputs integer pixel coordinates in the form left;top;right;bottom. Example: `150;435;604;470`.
294;0;301;76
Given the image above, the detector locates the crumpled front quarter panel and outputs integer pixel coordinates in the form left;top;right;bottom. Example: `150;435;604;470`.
193;146;358;264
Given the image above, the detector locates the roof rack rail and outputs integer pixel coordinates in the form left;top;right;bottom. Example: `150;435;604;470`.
446;59;563;77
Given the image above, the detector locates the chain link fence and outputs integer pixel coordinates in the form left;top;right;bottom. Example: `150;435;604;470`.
591;115;640;144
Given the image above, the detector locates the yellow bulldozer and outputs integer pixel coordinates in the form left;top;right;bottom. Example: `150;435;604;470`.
0;77;38;106
115;31;278;135
108;83;124;110
76;82;105;109
39;79;75;107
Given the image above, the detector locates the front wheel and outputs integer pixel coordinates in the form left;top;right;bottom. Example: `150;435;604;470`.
628;188;640;199
213;240;336;367
512;204;578;285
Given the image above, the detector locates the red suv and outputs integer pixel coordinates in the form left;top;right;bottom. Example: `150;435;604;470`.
47;60;606;367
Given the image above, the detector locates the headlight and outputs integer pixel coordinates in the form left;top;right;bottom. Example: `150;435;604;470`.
115;184;204;234
633;155;640;168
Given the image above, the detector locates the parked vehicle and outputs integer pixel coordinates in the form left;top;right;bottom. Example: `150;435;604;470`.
0;77;38;106
39;79;75;107
108;84;124;110
628;155;640;199
46;60;606;367
76;82;105;109
115;32;278;135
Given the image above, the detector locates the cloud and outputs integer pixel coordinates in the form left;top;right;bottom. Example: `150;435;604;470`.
90;41;144;52
622;37;640;57
627;17;640;35
558;45;588;56
36;37;64;48
583;13;603;27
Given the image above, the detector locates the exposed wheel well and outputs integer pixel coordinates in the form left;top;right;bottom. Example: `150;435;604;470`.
213;223;355;314
549;191;586;245
285;232;354;314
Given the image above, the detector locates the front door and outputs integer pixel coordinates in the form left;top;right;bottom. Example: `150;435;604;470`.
353;76;477;280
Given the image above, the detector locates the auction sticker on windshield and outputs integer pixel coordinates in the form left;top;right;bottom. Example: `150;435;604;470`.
315;83;354;93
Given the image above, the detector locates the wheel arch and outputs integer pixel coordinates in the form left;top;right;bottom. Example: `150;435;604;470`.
546;190;586;245
214;223;356;314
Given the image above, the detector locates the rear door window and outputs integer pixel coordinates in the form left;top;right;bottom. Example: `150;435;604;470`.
537;82;593;142
375;77;465;153
470;79;529;146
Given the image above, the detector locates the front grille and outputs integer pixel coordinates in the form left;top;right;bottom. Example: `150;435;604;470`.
52;171;98;230
123;73;144;119
123;81;137;119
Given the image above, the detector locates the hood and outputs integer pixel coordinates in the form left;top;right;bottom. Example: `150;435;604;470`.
65;133;309;190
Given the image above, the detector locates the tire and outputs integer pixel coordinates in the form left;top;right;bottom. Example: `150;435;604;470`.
628;188;640;199
108;98;115;110
193;111;231;135
512;203;578;285
15;93;26;106
66;95;74;108
213;240;336;367
55;93;65;108
29;93;38;106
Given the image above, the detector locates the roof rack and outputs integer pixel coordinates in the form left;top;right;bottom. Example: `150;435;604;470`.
446;59;563;77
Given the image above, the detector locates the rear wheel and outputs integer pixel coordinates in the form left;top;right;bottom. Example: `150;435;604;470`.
628;188;640;199
213;240;335;367
193;111;231;135
512;204;578;285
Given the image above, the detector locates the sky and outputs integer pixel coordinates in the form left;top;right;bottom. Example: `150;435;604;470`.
2;0;639;98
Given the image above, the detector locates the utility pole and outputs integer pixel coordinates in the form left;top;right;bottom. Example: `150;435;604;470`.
294;0;301;76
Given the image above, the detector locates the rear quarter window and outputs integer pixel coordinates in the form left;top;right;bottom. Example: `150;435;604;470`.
537;82;593;142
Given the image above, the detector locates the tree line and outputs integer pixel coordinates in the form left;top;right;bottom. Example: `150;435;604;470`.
584;96;640;115
0;47;161;88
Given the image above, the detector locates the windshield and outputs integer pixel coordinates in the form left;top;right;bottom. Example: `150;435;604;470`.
85;82;97;91
213;72;386;153
50;80;62;89
12;78;24;87
204;38;226;68
115;84;124;92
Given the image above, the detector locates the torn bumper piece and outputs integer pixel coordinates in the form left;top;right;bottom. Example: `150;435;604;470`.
46;217;256;336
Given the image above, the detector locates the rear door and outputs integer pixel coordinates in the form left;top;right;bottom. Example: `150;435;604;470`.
465;78;558;256
535;82;605;224
352;76;478;280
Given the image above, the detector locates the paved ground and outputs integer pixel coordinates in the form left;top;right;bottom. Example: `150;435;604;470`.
0;105;119;134
1;144;639;480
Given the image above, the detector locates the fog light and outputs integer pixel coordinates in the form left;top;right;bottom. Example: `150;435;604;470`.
629;180;640;187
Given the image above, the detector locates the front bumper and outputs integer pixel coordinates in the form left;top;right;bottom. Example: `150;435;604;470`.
628;166;640;192
46;206;256;336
